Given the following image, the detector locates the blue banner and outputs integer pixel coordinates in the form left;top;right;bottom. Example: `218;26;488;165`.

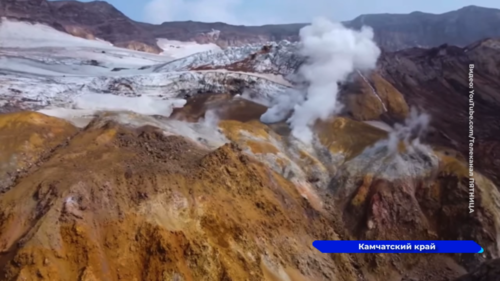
313;240;483;254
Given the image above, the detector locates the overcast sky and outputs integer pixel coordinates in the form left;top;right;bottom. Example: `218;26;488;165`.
73;0;500;25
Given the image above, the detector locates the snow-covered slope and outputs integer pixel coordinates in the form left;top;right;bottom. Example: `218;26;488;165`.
0;19;175;72
0;19;294;119
150;40;302;75
0;18;112;49
0;70;289;109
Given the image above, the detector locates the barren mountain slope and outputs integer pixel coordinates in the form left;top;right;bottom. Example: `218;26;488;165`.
0;111;359;281
1;0;500;52
0;105;499;280
378;39;500;186
0;17;500;281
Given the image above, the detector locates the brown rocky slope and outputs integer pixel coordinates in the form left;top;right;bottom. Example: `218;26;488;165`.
0;111;359;281
378;38;500;187
0;102;499;280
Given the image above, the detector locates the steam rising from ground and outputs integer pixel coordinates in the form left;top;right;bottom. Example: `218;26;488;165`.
261;17;380;143
387;108;430;154
367;108;431;155
200;109;221;128
354;108;436;181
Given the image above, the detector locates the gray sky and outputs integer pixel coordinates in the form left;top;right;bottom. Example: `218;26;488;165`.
73;0;500;25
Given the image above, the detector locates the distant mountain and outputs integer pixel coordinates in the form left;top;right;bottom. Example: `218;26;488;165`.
1;0;500;53
346;6;500;50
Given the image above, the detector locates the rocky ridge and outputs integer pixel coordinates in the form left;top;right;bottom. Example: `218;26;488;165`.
1;0;500;52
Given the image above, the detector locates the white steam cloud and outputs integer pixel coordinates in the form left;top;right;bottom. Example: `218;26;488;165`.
259;88;304;123
261;17;381;143
200;109;221;128
367;107;431;155
386;108;430;154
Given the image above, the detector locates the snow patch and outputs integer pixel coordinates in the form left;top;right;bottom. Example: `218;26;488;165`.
0;18;175;73
157;38;221;59
0;18;110;48
73;94;186;117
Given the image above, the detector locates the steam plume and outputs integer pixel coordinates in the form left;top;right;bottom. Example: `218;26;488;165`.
386;107;430;154
200;109;220;128
261;17;380;143
366;107;431;155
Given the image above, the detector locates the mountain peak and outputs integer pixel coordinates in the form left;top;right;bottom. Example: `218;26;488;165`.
461;5;487;10
2;1;500;53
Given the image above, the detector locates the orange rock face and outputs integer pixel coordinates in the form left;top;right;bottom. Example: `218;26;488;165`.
0;112;357;281
0;112;78;193
0;111;499;281
341;72;409;122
